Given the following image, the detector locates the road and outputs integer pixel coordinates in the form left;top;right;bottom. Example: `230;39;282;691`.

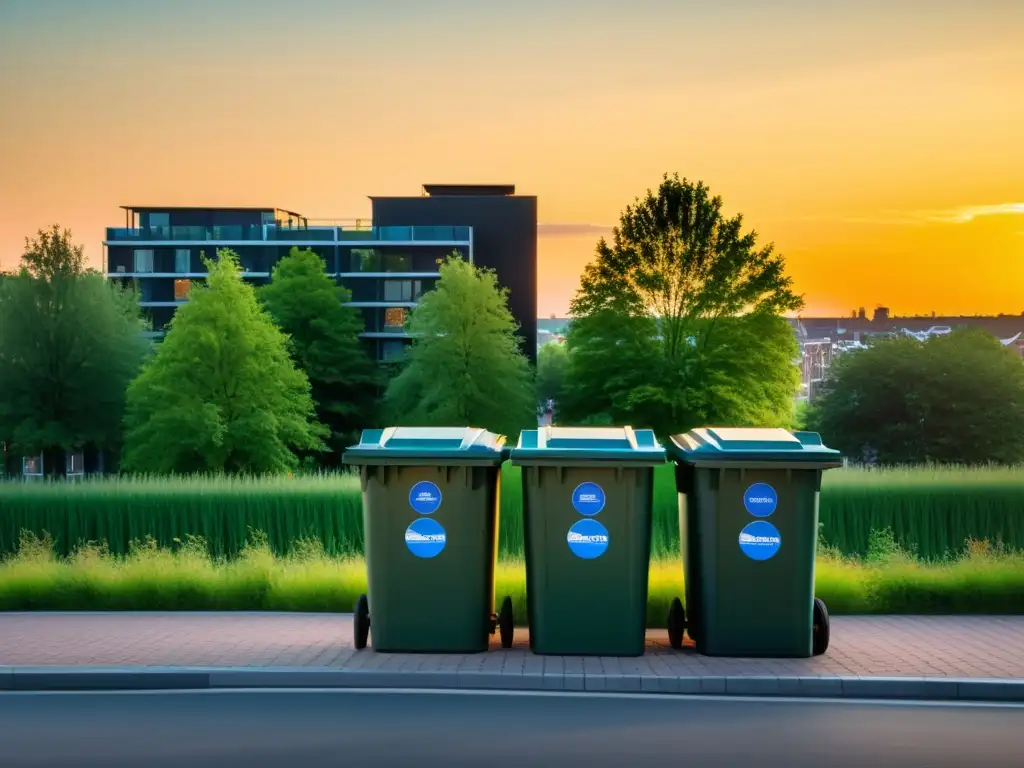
0;688;1021;767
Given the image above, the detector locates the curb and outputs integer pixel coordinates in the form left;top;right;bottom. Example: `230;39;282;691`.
1;666;1022;702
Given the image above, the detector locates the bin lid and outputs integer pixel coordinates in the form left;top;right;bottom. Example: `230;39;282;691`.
342;427;508;466
510;426;666;466
668;427;841;468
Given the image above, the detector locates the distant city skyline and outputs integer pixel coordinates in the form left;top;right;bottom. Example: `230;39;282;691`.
1;0;1023;317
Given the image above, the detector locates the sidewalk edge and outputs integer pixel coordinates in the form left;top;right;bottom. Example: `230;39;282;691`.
1;667;1022;702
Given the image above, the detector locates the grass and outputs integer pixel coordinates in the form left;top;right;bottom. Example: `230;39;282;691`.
0;464;1022;562
2;529;1022;619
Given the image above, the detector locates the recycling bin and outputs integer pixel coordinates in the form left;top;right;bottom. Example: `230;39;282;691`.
510;426;666;656
342;427;515;653
665;427;842;658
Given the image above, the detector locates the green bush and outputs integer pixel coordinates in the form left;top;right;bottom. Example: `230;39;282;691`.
2;530;1023;618
0;464;1021;561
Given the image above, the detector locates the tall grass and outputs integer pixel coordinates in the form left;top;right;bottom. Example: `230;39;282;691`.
2;530;1022;617
0;465;1021;562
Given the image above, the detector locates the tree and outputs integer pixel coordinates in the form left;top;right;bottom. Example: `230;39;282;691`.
0;226;149;474
121;249;328;474
20;224;86;280
259;247;380;464
558;303;662;426
563;174;803;435
536;342;569;408
383;255;535;439
808;329;1024;464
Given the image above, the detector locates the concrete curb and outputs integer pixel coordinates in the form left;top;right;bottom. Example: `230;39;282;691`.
1;666;1022;702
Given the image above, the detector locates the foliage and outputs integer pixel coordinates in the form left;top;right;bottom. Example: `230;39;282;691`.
3;528;1024;616
259;247;380;463
0;226;149;472
383;255;535;440
121;249;328;474
808;328;1024;464
536;342;569;407
563;174;803;435
19;223;86;280
0;464;1021;563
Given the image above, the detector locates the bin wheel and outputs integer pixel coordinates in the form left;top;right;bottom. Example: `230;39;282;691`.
667;597;686;650
354;594;370;650
812;597;830;656
498;596;515;649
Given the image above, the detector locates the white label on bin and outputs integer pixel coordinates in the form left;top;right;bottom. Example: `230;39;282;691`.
743;483;778;517
571;482;606;516
738;521;782;561
409;481;442;515
405;518;447;558
567;519;610;559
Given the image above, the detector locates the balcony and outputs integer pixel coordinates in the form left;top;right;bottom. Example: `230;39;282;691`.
104;225;472;244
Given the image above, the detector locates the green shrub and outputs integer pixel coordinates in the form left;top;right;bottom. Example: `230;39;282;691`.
0;464;1021;562
2;529;1023;618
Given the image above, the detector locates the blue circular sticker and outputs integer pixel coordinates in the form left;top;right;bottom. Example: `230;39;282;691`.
409;481;442;515
743;483;778;517
567;518;610;559
739;521;782;561
405;517;447;558
571;482;606;516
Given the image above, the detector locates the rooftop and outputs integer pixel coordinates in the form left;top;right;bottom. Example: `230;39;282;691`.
120;205;305;219
370;184;518;199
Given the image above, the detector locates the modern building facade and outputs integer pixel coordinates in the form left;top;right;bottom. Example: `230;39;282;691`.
104;204;480;362
371;184;538;361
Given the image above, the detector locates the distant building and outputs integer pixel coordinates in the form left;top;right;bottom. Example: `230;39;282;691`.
104;187;538;363
370;184;538;363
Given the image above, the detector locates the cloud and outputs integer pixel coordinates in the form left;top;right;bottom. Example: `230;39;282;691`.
537;223;615;238
799;203;1024;227
920;203;1024;224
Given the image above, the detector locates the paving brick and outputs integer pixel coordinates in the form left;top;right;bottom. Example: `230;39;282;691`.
1;613;1023;697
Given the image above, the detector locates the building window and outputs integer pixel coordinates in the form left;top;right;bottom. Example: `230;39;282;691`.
174;249;190;273
66;451;85;476
350;249;379;272
381;340;406;362
384;253;411;272
174;279;192;301
382;279;422;302
383;307;406;332
133;249;154;273
22;455;43;477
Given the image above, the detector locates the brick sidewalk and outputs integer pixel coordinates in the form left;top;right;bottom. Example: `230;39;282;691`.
1;613;1023;680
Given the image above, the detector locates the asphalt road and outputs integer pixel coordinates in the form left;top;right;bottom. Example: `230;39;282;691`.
0;688;1022;767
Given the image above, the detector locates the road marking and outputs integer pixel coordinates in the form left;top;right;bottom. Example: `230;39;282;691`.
2;687;1023;709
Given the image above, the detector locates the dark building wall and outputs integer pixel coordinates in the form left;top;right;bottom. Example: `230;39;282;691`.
371;193;538;362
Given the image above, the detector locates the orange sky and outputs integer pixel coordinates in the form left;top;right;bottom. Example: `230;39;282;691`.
1;0;1022;317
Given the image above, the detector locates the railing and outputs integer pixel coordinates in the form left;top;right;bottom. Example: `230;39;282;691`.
105;225;472;243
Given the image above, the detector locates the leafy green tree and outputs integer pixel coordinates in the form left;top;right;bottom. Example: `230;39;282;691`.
122;249;327;474
808;328;1024;464
259;247;380;464
384;255;535;439
0;226;149;474
563;174;803;434
558;302;662;426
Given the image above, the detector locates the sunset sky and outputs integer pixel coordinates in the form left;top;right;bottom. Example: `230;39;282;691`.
1;0;1022;317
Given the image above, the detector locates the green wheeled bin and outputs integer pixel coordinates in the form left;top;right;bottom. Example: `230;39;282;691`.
665;427;842;658
342;427;515;653
511;426;666;656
